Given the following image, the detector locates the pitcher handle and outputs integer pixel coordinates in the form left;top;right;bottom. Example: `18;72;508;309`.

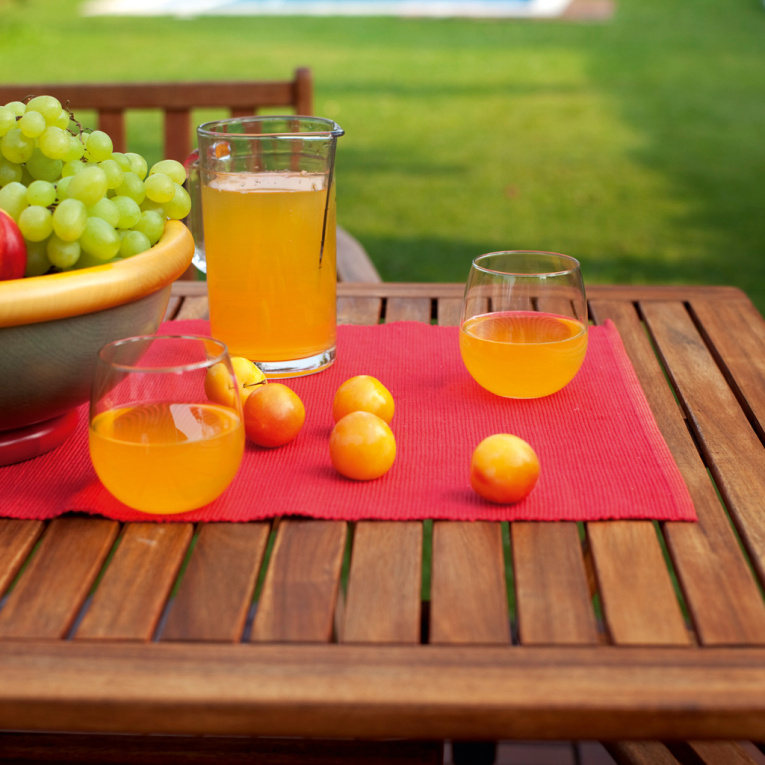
184;149;206;274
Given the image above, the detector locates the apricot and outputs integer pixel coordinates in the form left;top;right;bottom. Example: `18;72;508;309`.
332;375;394;424
205;356;265;409
470;434;540;504
243;383;305;448
329;411;396;481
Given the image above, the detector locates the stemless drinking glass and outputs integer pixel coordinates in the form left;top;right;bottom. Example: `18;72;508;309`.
187;115;344;378
459;251;588;399
89;335;245;515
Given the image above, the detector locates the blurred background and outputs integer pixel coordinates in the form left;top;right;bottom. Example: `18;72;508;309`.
2;0;764;309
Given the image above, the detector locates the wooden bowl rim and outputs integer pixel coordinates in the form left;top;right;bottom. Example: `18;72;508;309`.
0;221;194;329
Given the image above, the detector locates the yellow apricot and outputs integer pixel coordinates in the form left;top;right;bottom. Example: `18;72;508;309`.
329;411;396;481
470;434;540;504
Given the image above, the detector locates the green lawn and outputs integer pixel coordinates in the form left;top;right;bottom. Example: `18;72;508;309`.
2;0;765;309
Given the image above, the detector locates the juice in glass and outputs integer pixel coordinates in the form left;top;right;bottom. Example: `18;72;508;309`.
90;401;245;514
202;171;336;369
460;311;588;398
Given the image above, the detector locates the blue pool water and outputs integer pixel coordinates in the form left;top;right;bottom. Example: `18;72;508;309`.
85;0;572;18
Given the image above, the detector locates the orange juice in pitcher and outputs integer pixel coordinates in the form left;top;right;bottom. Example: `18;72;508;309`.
202;171;336;368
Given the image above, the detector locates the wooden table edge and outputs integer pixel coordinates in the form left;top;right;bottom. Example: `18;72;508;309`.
1;641;764;740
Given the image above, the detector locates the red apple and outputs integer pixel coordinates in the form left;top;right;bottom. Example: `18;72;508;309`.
0;208;27;280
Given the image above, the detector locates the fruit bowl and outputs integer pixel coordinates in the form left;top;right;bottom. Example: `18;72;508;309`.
0;220;194;465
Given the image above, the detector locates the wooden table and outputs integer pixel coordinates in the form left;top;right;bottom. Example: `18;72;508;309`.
2;281;765;763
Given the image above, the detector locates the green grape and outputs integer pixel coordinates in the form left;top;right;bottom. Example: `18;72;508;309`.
63;135;85;163
38;126;71;160
26;179;57;207
52;110;71;131
144;172;175;203
4;101;25;118
0;181;28;220
0;157;23;186
18;111;46;139
55;175;72;201
25;95;63;125
110;152;132;172
115;171;146;204
125;152;148;180
99;158;124;190
119;229;151;258
149;159;186;185
18;205;54;242
80;216;120;261
66;165;108;207
85;130;113;162
140;197;165;215
1;128;35;164
132;210;165;244
24;239;53;277
112;194;142;229
52;198;88;241
164;183;192;220
25;148;63;183
0;107;17;138
89;196;120;228
62;159;86;178
47;234;81;270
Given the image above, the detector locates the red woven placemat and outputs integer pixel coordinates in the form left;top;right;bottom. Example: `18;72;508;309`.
1;319;696;522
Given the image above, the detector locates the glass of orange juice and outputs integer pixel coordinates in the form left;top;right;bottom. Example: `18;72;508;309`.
189;115;344;378
89;335;245;515
459;251;588;398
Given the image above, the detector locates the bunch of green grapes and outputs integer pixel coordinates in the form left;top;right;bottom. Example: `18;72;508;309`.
0;95;191;276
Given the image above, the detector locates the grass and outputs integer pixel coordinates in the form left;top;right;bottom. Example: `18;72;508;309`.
2;0;765;309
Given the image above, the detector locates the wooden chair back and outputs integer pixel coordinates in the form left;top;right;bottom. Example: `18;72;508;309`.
0;68;313;164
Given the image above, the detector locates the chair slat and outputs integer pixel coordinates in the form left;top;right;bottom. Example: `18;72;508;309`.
98;110;126;152
75;523;193;641
163;109;192;163
250;520;346;642
162;522;270;642
0;518;118;639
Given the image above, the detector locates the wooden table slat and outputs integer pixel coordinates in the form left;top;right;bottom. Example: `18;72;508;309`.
75;523;194;641
385;297;432;324
342;521;423;644
690;298;765;443
0;519;118;639
250;520;347;643
430;522;510;645
642;301;765;588
337;295;383;325
512;522;600;645
587;521;691;646
590;299;765;645
0;520;44;596
436;297;463;327
162;522;270;642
